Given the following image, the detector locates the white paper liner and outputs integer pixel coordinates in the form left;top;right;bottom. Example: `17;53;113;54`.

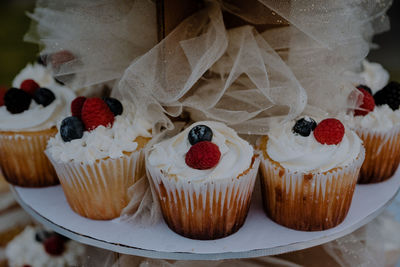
46;149;145;220
0;129;58;187
258;146;365;231
147;156;260;239
355;125;400;183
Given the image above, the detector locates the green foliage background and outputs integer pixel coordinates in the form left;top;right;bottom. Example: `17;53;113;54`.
0;1;37;87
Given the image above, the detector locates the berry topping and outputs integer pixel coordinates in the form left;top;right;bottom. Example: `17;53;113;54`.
313;118;345;145
60;116;85;142
103;97;123;116
292;117;317;137
185;141;221;170
0;87;7;106
35;230;52;243
37;54;48;66
43;235;65;256
356;85;372;95
33;88;56;107
71;96;86;119
4;88;32;114
50;50;75;69
354;88;375;116
374;81;400;111
81;98;115;131
188;125;213;145
20;79;40;96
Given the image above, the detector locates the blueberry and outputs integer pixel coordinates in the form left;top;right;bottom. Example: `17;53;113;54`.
37;54;48;66
4;88;32;114
35;230;52;243
374;81;400;110
188;125;213;145
292;117;317;137
356;84;372;95
33;88;56;107
103;97;123;116
60;116;85;142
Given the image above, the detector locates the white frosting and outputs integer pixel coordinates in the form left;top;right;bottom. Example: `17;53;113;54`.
0;63;76;132
343;105;400;132
6;226;85;267
266;118;362;173
12;63;56;89
47;101;152;164
0;85;75;132
359;60;389;94
148;121;254;182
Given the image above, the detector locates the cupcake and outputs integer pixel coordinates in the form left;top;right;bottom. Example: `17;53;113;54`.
46;97;152;220
258;117;365;231
344;81;400;183
5;226;85;267
147;121;259;240
0;64;75;187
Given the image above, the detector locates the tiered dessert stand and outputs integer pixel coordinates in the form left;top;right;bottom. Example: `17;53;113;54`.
11;170;400;260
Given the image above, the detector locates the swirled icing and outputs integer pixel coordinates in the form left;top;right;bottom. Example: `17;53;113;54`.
5;226;85;267
148;121;254;182
47;101;152;164
359;60;389;94
0;86;75;132
343;105;400;132
266;118;362;172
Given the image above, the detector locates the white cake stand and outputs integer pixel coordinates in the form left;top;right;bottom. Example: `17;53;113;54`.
12;170;400;261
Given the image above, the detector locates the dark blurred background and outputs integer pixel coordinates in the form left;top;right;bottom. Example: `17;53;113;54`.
0;0;399;86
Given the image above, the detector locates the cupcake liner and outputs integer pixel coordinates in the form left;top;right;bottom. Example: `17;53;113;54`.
46;150;146;220
0;128;58;187
355;126;400;184
147;156;260;240
258;137;365;231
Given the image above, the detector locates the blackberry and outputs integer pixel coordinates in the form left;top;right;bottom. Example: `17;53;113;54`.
103;97;123;116
188;125;213;145
4;88;32;114
374;81;400;110
33;88;56;107
35;230;52;243
60;116;85;142
292;117;317;137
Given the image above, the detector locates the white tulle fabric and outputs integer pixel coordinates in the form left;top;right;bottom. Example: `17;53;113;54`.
25;0;392;134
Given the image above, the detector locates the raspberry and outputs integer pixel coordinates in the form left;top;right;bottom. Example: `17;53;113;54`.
71;96;86;118
81;98;115;131
50;50;75;69
313;118;345;145
0;87;7;106
43;235;65;256
20;79;40;95
354;88;375;116
185;141;221;170
356;85;372;95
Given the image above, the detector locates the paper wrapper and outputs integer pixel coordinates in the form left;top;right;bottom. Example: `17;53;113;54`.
47;150;146;220
258;136;365;231
147;156;260;240
355;126;400;184
0;128;58;187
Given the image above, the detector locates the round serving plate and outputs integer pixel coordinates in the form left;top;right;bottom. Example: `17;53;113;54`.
12;170;400;261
